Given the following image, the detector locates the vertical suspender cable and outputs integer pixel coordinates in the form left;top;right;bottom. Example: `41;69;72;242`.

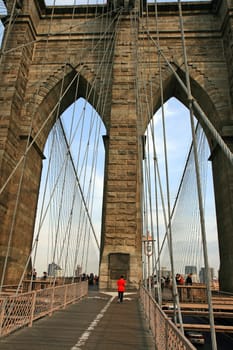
177;0;217;348
0;1;61;289
153;0;184;329
143;29;233;166
0;0;40;291
0;1;118;287
135;4;161;299
155;123;200;268
59;119;100;250
131;7;156;293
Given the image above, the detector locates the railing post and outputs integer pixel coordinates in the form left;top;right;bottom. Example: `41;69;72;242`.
49;287;55;316
153;296;156;342
83;280;88;298
165;317;168;349
63;284;68;309
0;299;7;336
29;291;36;327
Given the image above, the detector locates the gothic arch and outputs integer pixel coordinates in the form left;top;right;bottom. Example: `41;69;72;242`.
0;0;232;291
23;63;107;154
149;62;227;154
148;63;233;291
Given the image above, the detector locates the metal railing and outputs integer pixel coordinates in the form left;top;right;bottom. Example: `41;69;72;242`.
139;286;196;350
0;281;88;337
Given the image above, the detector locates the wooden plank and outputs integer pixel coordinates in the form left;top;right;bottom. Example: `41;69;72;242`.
179;324;233;333
212;296;233;300
164;310;233;318
212;299;233;305
163;303;233;311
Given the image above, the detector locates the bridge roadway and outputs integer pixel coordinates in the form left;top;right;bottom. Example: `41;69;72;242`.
0;287;155;350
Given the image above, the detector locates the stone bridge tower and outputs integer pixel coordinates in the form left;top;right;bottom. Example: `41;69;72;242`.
0;0;232;291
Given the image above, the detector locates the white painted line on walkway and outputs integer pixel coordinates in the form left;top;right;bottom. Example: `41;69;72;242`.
100;291;137;297
70;296;115;350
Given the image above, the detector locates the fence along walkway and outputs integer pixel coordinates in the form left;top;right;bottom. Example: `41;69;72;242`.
0;281;88;337
0;288;155;350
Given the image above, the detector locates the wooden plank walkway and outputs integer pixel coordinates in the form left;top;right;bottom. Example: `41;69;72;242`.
180;324;233;333
163;302;233;311
0;288;155;350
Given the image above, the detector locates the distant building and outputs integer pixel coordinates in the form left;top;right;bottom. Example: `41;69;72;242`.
75;265;82;277
48;262;62;277
184;266;198;282
160;267;171;278
199;267;214;283
185;266;197;275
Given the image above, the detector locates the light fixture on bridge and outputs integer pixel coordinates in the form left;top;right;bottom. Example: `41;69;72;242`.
142;231;154;257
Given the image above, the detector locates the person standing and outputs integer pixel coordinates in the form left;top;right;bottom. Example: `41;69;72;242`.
176;273;184;301
117;275;126;303
185;273;192;285
41;271;48;289
185;273;193;301
31;268;37;290
32;268;37;280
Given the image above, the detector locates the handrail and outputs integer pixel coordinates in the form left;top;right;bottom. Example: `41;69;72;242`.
0;281;88;337
139;286;196;350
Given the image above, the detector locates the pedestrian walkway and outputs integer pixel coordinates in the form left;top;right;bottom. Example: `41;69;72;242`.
0;288;155;350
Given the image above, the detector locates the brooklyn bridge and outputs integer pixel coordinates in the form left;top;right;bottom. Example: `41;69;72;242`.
0;0;233;349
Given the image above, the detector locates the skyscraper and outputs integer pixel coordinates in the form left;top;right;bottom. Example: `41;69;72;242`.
185;266;197;275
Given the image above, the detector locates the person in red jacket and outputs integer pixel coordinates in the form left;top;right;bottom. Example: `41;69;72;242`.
117;275;126;303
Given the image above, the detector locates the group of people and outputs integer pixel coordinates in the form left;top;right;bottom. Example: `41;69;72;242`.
26;269;48;290
81;273;99;285
116;273;193;303
176;273;193;300
28;269;48;281
175;273;193;286
28;270;127;303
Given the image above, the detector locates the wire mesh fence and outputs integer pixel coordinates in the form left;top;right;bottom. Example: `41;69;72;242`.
139;286;196;350
0;280;88;337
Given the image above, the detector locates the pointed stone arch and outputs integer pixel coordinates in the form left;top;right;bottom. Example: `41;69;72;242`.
0;61;107;284
0;0;232;291
149;62;233;291
22;62;107;151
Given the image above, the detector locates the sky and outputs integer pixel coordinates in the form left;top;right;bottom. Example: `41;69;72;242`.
147;99;219;276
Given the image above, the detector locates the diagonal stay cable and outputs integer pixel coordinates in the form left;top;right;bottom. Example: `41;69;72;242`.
0;12;118;198
177;0;217;347
143;27;233;166
59;118;100;250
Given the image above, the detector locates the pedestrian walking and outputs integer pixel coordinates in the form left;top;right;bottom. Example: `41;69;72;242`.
117;275;126;303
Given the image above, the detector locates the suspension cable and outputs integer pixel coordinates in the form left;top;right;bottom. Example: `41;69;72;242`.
154;0;184;326
0;13;116;198
144;28;233;166
59;119;100;249
32;3;122;278
177;0;217;347
1;0;113;284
